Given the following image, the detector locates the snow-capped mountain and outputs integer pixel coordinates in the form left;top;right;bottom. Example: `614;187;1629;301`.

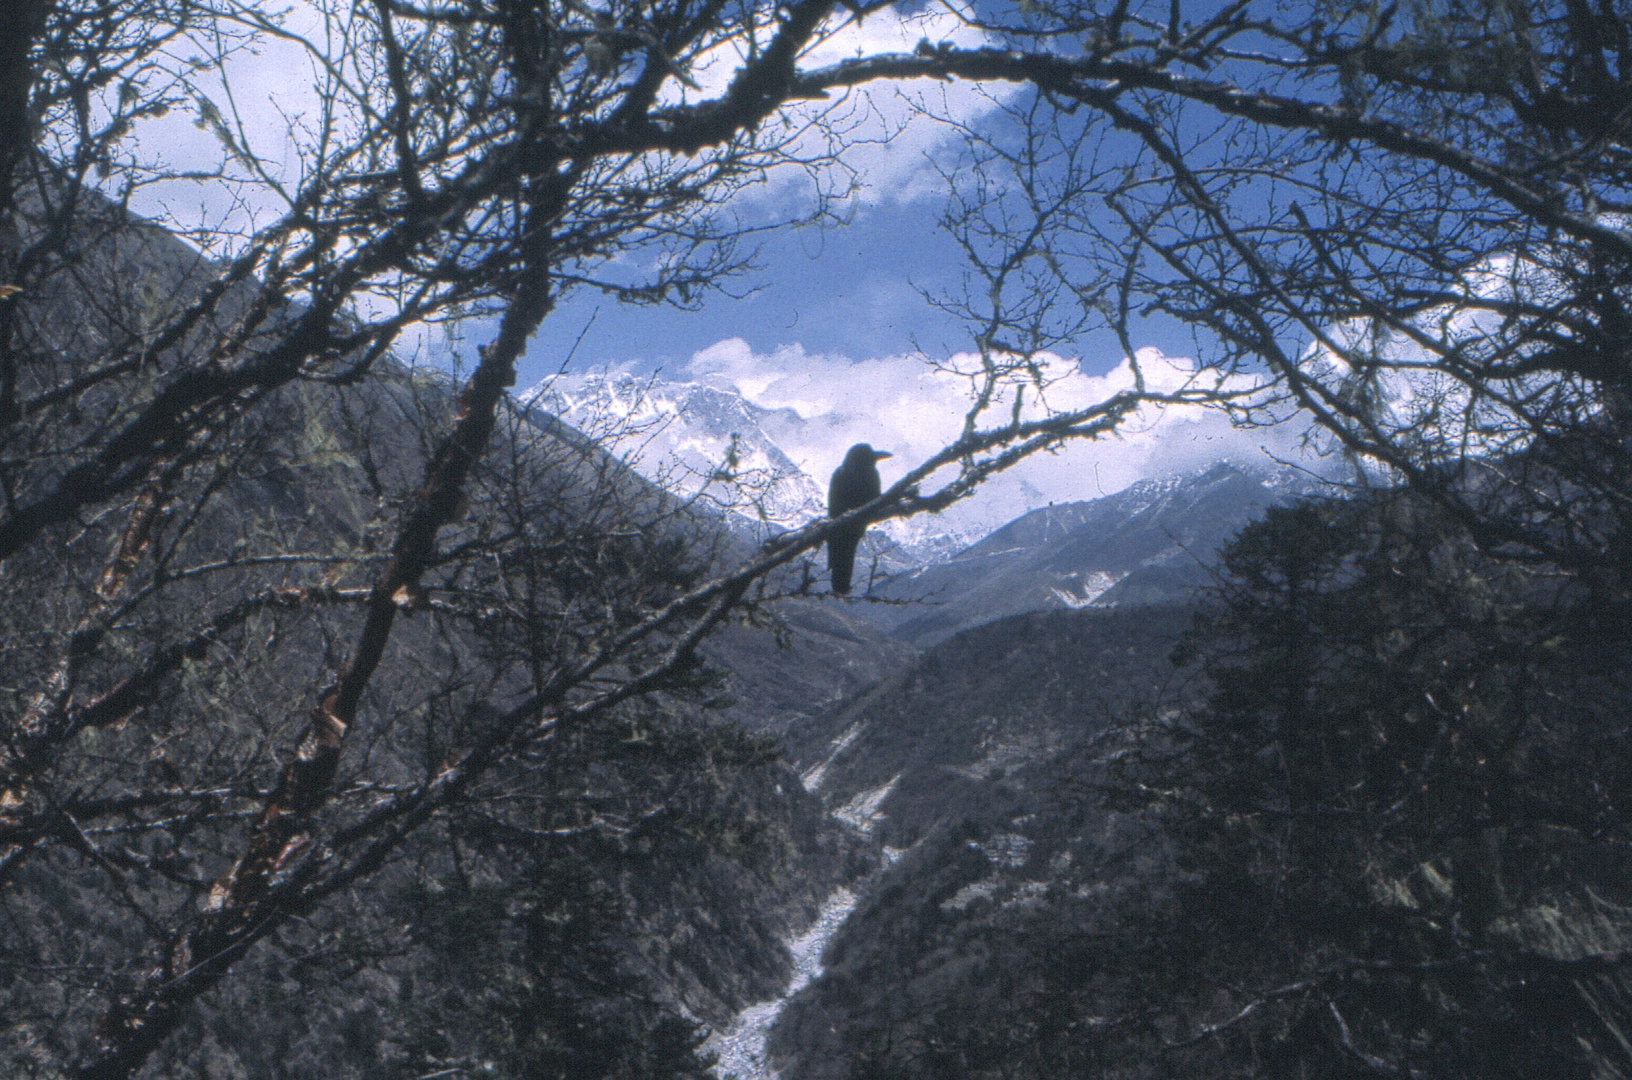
531;370;824;521
522;343;1323;568
520;367;1335;733
524;368;983;563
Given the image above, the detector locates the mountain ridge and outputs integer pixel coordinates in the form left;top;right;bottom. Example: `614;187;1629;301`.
871;460;1324;646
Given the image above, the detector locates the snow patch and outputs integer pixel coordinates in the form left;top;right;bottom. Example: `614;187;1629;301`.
800;723;864;793
976;833;1034;868
1048;569;1126;609
833;775;898;834
940;879;999;912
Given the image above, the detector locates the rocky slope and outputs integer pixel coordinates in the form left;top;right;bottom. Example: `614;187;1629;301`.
0;191;883;1077
4;188;1329;1078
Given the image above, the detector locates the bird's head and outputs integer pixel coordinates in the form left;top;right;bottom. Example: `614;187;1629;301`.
845;443;893;466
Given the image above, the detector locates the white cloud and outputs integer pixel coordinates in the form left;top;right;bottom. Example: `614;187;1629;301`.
109;0;1003;300
534;336;1317;552
792;8;1020;204
1299;252;1588;473
695;338;1306;528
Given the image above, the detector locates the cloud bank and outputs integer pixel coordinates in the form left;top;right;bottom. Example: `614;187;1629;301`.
536;337;1321;552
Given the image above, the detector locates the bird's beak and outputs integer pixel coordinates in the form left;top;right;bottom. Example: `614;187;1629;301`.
874;450;893;459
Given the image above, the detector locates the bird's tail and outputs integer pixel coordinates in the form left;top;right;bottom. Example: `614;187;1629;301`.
828;537;856;595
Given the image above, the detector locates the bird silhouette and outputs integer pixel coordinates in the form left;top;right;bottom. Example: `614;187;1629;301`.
827;443;892;594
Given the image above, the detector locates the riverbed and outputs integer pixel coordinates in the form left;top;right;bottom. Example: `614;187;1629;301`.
706;886;860;1080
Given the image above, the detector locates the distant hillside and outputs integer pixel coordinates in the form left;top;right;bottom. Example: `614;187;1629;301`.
698;460;1315;732
0;189;878;1076
4;189;1338;1078
873;461;1318;647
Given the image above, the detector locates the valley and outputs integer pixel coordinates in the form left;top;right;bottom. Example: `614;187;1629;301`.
679;458;1302;1078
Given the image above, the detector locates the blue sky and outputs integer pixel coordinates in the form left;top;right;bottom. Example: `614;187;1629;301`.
117;1;1312;516
124;0;1199;387
515;0;1209;391
525;192;1202;387
526;200;974;379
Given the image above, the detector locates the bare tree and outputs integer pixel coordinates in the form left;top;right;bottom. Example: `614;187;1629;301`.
0;1;1235;1075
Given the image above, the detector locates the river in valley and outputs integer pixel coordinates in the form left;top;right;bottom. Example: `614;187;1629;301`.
705;886;859;1080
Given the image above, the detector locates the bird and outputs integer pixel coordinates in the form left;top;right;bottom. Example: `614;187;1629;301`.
827;443;892;595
